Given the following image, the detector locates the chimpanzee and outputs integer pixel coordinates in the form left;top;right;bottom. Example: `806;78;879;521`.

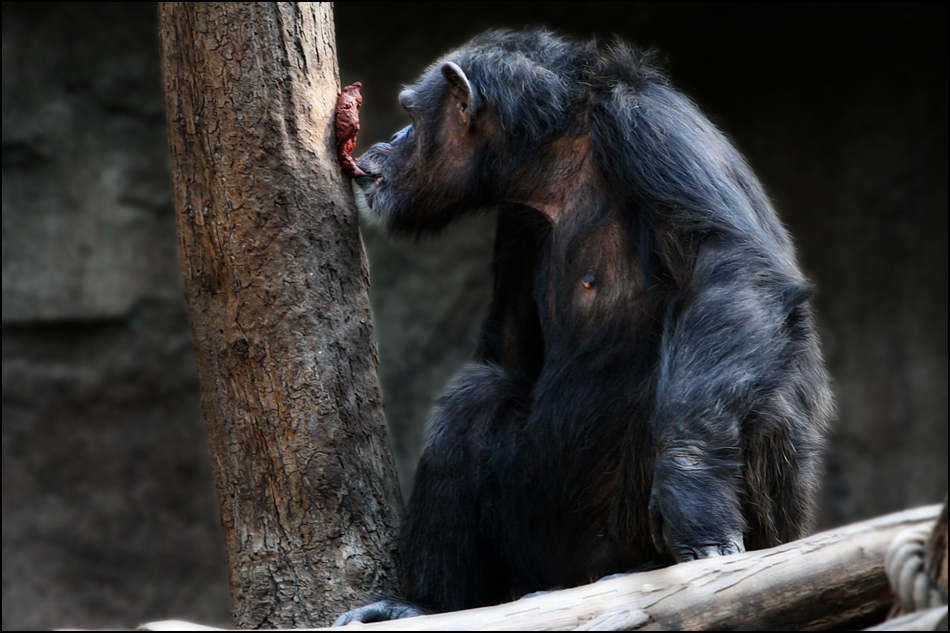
337;29;833;623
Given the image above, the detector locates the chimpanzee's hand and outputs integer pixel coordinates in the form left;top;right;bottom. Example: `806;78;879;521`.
649;484;746;563
674;536;745;562
332;599;427;626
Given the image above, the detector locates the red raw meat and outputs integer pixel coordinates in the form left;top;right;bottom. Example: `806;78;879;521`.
336;82;367;178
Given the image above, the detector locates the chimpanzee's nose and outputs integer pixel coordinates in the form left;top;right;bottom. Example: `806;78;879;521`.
391;126;411;144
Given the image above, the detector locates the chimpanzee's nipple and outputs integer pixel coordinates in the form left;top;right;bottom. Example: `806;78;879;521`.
582;270;597;289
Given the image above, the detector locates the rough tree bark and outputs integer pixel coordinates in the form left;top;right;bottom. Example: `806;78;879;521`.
159;3;403;628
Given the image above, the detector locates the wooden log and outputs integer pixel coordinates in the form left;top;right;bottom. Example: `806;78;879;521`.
928;495;948;598
139;504;941;631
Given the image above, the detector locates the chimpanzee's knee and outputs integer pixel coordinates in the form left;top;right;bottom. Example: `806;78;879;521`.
423;363;532;457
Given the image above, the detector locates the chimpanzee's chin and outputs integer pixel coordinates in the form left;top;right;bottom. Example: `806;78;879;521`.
351;180;378;226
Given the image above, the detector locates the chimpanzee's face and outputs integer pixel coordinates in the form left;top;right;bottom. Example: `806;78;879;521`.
353;63;498;235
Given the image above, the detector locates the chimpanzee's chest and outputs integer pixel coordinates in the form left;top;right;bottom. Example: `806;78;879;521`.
523;216;665;560
532;215;660;350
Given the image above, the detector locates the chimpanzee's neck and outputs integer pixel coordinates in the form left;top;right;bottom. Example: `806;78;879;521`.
501;133;605;226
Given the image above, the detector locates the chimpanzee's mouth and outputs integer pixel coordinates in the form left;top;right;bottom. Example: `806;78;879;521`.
353;169;379;182
354;151;384;178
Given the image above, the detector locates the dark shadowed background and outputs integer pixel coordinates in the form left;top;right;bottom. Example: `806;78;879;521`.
2;3;946;630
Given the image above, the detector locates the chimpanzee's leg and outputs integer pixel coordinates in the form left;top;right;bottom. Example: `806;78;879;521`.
334;363;532;624
400;363;532;612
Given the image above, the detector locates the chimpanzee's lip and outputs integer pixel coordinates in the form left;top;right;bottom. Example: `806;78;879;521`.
353;158;381;181
351;155;373;178
354;172;379;184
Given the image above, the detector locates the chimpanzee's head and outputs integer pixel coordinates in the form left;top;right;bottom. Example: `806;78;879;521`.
353;30;594;236
352;60;492;235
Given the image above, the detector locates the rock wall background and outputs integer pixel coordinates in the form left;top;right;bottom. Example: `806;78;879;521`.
2;3;946;629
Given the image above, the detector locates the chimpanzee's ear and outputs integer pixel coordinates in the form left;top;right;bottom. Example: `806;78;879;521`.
441;62;478;123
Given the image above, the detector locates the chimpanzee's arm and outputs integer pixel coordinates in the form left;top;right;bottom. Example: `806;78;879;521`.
473;206;546;380
649;234;809;561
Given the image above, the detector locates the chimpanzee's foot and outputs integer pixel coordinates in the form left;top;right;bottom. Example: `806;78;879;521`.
518;587;562;600
333;599;427;626
596;572;630;583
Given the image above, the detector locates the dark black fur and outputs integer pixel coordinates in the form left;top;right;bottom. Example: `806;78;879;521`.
338;29;832;622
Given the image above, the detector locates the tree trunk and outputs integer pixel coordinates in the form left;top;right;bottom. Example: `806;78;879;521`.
159;3;403;628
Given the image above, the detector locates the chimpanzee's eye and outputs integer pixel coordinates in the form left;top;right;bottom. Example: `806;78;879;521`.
390;125;413;145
